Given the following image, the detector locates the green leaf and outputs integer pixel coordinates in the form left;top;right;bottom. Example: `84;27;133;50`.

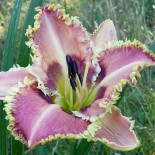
69;140;77;155
11;139;24;155
75;139;93;155
2;0;24;71
17;0;45;67
0;102;8;155
0;0;24;155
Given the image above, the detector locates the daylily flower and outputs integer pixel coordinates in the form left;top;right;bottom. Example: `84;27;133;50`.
0;4;155;151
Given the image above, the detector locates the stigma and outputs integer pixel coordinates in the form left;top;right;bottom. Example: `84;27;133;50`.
66;54;83;89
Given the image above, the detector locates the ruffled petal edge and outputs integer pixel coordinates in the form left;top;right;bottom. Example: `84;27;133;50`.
73;39;155;121
3;76;99;149
85;106;140;151
25;3;101;90
99;39;155;110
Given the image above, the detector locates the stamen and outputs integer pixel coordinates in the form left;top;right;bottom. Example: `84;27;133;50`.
63;58;95;111
66;54;83;89
70;77;77;89
75;87;82;110
72;88;80;110
82;63;89;88
66;54;73;77
70;84;73;108
65;78;70;106
66;54;73;65
78;73;83;85
57;55;96;112
76;74;82;92
71;61;78;78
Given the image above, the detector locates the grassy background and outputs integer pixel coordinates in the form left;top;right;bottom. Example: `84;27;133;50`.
0;0;155;155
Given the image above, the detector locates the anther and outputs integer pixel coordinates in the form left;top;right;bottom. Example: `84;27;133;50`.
66;54;83;89
66;54;73;65
71;61;78;77
70;78;77;89
78;73;83;85
66;54;73;77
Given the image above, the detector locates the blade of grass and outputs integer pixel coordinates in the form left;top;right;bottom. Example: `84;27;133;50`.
0;0;24;155
11;138;24;155
0;102;8;155
17;0;44;67
32;146;47;155
69;140;77;155
75;139;93;155
2;0;23;71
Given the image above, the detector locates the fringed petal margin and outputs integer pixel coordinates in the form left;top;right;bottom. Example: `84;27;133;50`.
0;66;34;100
26;4;98;90
88;106;140;151
3;76;140;151
91;19;117;51
4;80;90;149
74;40;155;119
97;40;155;107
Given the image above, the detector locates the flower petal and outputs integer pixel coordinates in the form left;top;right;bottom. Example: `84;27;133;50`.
74;99;106;121
97;40;155;105
27;4;93;75
75;40;155;119
91;19;117;50
92;106;140;151
0;67;34;99
4;82;90;148
26;4;96;90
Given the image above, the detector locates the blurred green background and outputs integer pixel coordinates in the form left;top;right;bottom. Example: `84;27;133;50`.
0;0;155;155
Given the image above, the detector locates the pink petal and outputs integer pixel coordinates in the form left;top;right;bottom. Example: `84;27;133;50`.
94;106;140;151
97;41;155;102
26;4;96;89
91;19;117;50
77;41;155;118
27;4;93;74
77;99;106;119
0;67;33;99
5;83;90;148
